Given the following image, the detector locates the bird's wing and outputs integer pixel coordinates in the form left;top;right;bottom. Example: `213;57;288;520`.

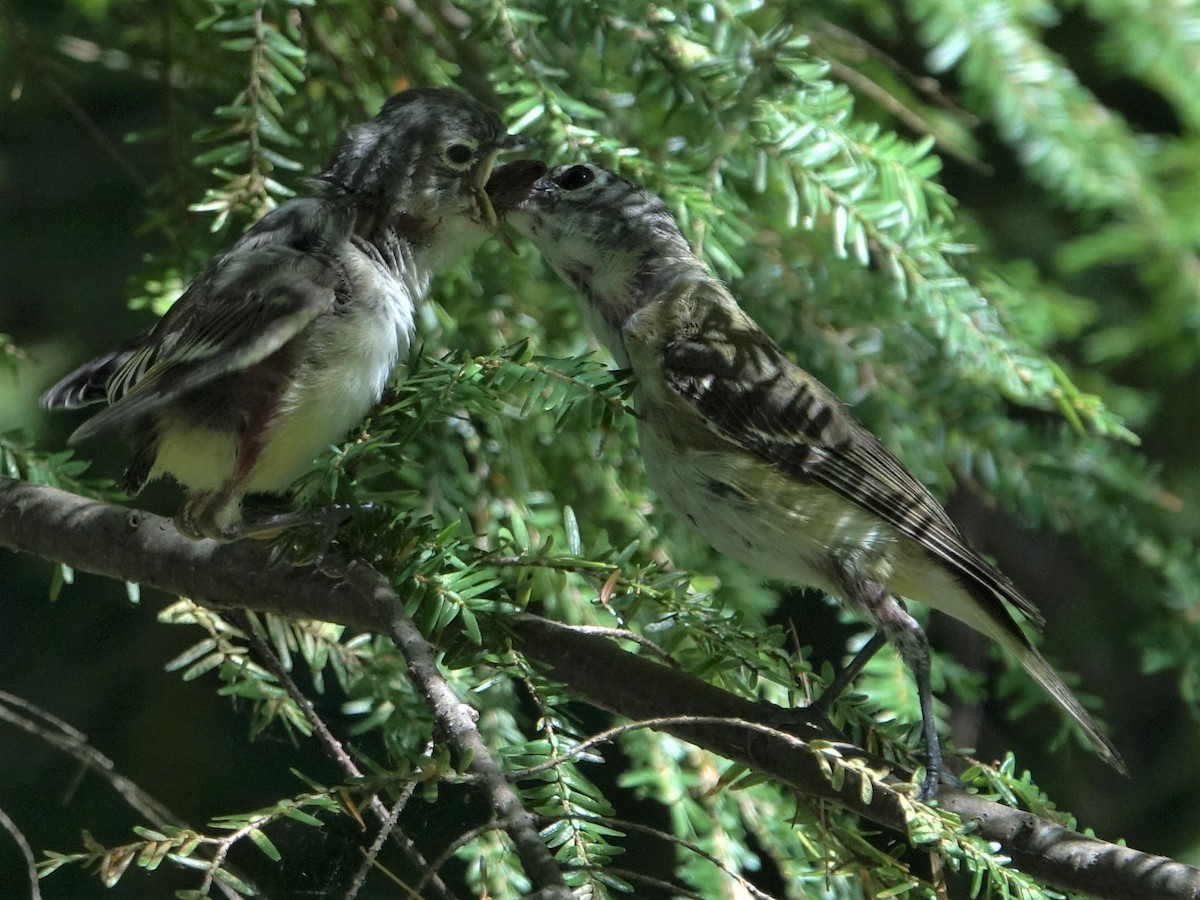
650;287;1046;631
67;245;337;443
41;342;143;411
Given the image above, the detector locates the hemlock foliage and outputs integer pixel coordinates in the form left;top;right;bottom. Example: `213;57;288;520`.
2;0;1199;896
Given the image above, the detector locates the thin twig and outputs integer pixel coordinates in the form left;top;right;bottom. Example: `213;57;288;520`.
514;657;600;888
576;865;713;899
0;803;41;900
551;624;676;664
0;689;249;900
235;613;458;900
507;714;835;780
415;820;503;892
3;15;150;192
236;611;365;777
345;792;410;900
0;690;183;827
346;562;572;898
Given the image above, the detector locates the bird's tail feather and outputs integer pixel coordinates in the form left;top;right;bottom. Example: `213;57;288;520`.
983;617;1127;775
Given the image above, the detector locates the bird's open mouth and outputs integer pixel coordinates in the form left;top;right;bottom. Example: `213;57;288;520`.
484;159;548;215
478;159;547;251
473;131;544;228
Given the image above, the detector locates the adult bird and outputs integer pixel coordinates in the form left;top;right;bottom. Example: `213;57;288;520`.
494;162;1125;798
42;88;536;541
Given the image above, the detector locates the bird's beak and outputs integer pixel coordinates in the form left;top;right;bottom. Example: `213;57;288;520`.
483;159;548;252
473;133;543;243
474;148;506;231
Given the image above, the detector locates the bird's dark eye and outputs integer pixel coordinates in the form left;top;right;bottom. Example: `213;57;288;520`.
554;165;595;191
445;143;475;167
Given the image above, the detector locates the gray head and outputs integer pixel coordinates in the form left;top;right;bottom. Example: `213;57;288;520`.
498;163;696;345
504;163;691;263
318;87;521;242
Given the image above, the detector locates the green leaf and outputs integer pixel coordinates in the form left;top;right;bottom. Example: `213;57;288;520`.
282;807;323;827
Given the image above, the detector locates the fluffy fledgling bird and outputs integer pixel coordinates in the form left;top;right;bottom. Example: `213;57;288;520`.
497;162;1124;797
42;87;531;541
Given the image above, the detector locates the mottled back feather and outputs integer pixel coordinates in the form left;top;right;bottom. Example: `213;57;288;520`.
654;283;1047;632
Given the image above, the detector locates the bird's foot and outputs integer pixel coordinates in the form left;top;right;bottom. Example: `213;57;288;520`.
915;757;962;802
174;500;374;571
251;502;379;572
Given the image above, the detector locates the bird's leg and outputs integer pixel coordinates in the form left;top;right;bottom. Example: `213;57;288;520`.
247;504;353;563
754;634;884;740
807;630;888;718
908;634;945;801
174;479;360;566
173;501;208;541
174;457;377;566
250;503;384;572
238;505;353;539
175;489;241;542
171;425;354;560
173;428;267;542
836;573;951;800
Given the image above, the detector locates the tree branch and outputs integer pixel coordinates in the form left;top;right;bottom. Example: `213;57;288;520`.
2;477;1196;900
343;561;572;898
0;478;569;897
